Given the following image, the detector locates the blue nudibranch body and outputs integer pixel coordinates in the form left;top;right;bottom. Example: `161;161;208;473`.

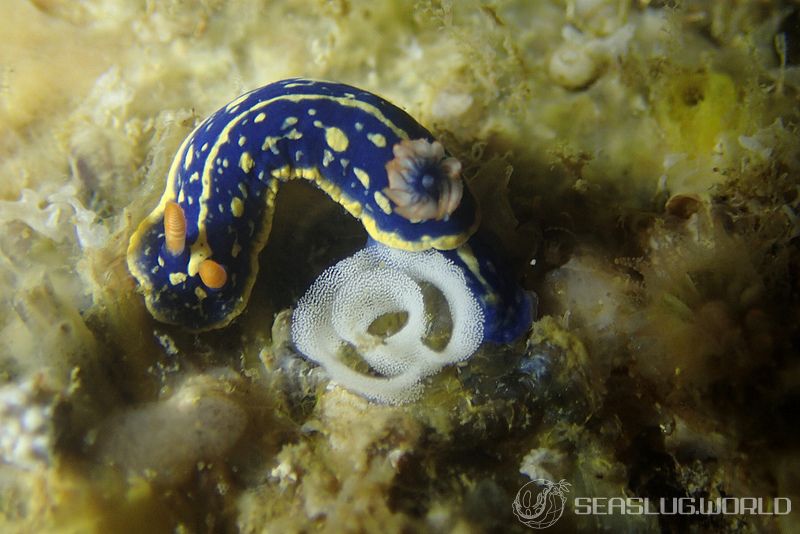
128;78;532;341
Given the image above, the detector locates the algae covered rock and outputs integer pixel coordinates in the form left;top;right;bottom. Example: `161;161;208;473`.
1;0;799;532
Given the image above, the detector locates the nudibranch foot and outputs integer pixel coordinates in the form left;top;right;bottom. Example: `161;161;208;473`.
447;236;535;344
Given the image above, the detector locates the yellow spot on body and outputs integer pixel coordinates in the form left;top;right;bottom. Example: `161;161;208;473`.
325;127;349;152
169;272;188;285
254;112;266;123
355;122;364;131
195;286;208;301
238;135;247;146
222;158;229;168
231;197;245;217
313;120;322;127
239;151;254;173
295;150;304;161
238;182;248;198
183;146;194;170
286;128;303;140
281;116;298;129
201;142;208;151
367;133;386;147
262;136;281;155
178;189;185;202
353;167;370;188
188;196;194;205
374;191;392;214
157;256;165;267
308;108;317;115
218;204;224;213
190;171;200;183
188;243;208;276
322;150;334;167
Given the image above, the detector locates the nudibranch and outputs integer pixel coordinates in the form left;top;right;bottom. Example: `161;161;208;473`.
127;78;532;343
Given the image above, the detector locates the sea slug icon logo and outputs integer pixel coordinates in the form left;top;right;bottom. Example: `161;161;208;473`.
512;479;571;529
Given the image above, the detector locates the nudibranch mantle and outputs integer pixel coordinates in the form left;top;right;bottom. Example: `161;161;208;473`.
127;78;481;330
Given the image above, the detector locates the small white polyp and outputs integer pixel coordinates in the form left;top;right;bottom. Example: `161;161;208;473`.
291;243;484;404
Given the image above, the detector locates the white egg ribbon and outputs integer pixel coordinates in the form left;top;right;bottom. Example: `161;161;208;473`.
291;243;484;404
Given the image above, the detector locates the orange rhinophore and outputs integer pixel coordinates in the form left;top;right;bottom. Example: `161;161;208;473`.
199;259;227;289
164;201;186;256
